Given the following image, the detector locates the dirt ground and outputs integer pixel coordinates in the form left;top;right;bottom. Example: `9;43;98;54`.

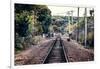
62;38;94;62
15;37;94;65
15;38;54;65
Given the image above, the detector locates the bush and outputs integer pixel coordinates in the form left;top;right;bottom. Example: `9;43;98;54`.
87;32;94;48
32;36;42;45
15;33;24;53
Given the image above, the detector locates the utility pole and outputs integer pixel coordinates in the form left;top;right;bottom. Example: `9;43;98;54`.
84;8;87;48
76;7;79;42
71;10;74;25
66;10;74;38
67;11;71;36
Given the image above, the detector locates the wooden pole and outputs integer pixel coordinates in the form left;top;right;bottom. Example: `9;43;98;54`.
67;11;71;36
71;10;74;25
84;8;87;47
76;7;79;42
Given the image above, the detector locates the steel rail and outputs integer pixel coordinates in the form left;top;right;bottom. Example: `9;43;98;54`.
42;38;57;64
42;37;69;64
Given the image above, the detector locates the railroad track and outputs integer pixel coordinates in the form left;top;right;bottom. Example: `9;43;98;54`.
42;37;69;64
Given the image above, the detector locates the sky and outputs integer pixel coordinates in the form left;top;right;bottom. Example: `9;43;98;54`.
48;5;93;17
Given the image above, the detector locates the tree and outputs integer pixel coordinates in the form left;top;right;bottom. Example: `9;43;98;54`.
37;8;51;34
15;11;30;37
15;4;51;36
90;9;94;17
15;4;52;51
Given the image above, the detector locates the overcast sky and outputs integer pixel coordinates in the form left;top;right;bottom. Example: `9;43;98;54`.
48;5;93;17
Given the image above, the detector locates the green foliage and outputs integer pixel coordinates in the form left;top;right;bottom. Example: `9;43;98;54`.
87;32;94;47
15;33;24;53
15;3;34;13
79;34;85;44
37;8;51;34
34;22;43;34
89;9;94;16
15;4;52;52
15;12;29;37
32;36;42;45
